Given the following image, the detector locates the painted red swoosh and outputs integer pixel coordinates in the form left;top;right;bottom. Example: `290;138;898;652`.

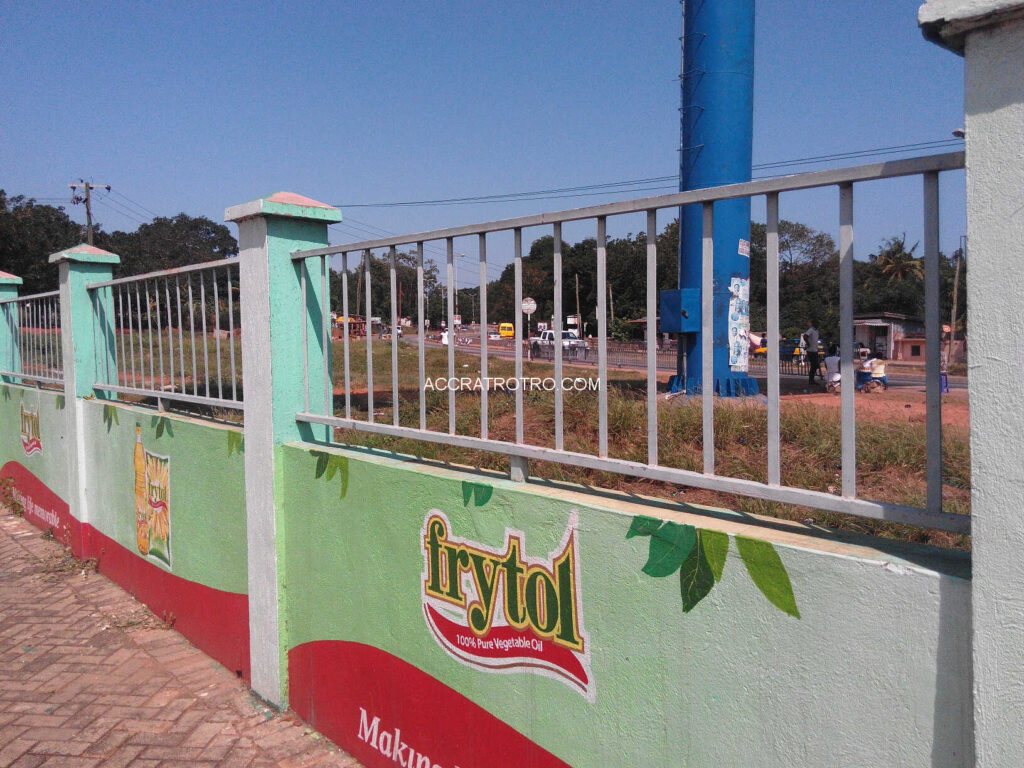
289;640;571;768
426;603;589;689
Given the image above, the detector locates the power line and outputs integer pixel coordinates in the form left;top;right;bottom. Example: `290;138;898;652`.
332;138;964;209
93;196;150;227
109;189;159;220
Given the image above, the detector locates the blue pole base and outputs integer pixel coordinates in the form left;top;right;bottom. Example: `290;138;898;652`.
668;372;761;397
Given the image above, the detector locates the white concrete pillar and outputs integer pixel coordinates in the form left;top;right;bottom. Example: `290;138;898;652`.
920;2;1024;764
225;193;341;706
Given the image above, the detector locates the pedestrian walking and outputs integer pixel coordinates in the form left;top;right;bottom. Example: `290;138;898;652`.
804;321;821;389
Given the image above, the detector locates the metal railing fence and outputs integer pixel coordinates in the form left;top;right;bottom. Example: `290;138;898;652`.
86;259;243;411
291;152;967;534
0;291;63;387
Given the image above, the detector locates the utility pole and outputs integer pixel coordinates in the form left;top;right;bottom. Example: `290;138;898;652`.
69;180;110;245
575;273;581;333
948;235;965;364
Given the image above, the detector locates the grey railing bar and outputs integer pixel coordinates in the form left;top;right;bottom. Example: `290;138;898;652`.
839;183;857;498
553;222;564;451
390;245;399;427
134;285;144;389
145;281;156;390
301;261;309;413
341;253;351;420
646;209;658;465
416;242;426;430
199;274;210;398
105;288;115;385
923;171;943;515
293;153;965;258
701;202;714;474
0;371;63;386
479;233;488;440
160;279;171;390
156;279;166;393
187;276;198;397
321;256;330;418
364;249;373;423
596;216;608;458
228;270;237;402
298;411;969;535
175;276;186;394
446;238;455;435
213;273;223;400
513;228;524;445
766;192;781;485
85;257;240;289
95;384;243;411
0;290;60;305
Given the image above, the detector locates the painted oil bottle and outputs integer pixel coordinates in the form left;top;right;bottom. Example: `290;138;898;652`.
134;424;149;554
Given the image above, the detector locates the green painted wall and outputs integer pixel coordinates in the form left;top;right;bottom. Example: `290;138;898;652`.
0;383;70;503
81;400;248;594
280;442;973;768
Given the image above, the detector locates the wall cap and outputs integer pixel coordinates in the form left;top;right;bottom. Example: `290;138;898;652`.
224;192;342;225
47;244;120;265
0;270;23;285
919;0;1024;53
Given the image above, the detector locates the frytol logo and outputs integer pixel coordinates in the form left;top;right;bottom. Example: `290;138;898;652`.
421;510;594;701
20;403;41;456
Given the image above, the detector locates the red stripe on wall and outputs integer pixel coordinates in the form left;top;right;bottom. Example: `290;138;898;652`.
289;640;571;768
1;461;250;681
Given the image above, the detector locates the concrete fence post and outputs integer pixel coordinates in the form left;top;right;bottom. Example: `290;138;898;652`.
919;2;1024;765
0;271;23;384
225;193;342;706
48;244;120;555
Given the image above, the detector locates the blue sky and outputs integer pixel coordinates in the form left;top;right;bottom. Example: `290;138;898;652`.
2;0;965;286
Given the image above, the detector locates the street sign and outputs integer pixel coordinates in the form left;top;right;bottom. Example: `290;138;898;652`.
522;298;537;315
453;314;462;327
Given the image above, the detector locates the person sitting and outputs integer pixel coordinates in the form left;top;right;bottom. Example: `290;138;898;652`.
869;358;888;389
855;357;874;391
824;345;841;389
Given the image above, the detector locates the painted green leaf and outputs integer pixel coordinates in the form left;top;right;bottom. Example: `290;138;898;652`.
626;516;664;539
679;535;715;612
735;536;801;618
313;451;329;478
461;481;493;507
332;456;349;499
702;529;729;582
55;395;65;410
226;431;244;457
641;522;696;578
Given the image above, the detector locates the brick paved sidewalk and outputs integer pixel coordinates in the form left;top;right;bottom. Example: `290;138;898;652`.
0;509;362;768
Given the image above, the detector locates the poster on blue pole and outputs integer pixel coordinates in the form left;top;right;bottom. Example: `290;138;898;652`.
729;277;750;372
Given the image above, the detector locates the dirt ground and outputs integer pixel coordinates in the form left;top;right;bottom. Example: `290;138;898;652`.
781;383;969;431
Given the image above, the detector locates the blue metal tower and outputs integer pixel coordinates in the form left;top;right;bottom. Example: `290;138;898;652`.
671;0;759;396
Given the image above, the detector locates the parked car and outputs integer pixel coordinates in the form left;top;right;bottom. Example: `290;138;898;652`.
487;331;502;341
499;322;515;338
530;329;589;360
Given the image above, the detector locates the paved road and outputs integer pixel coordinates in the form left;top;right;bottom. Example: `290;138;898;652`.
0;509;361;768
410;336;968;391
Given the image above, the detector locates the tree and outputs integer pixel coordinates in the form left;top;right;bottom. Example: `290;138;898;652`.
96;214;237;278
0;191;85;293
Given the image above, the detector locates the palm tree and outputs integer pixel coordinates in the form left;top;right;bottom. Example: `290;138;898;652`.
875;235;923;283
